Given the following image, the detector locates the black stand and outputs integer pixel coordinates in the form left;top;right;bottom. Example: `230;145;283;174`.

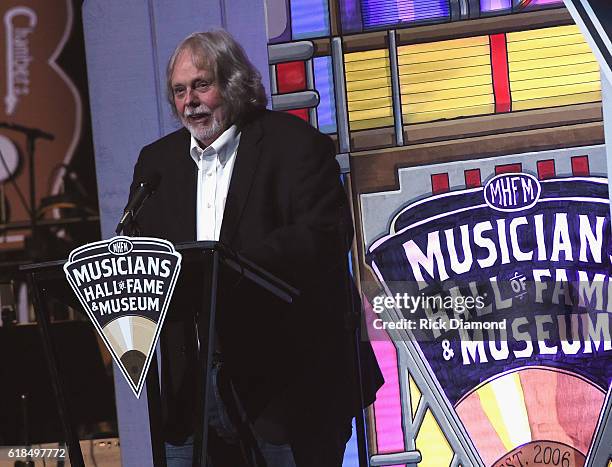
21;261;85;467
0;122;54;260
20;241;298;467
173;242;298;467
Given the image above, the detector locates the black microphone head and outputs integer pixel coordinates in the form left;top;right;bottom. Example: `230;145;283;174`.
141;171;161;192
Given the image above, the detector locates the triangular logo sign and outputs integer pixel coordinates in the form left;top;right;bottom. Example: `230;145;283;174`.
64;236;182;397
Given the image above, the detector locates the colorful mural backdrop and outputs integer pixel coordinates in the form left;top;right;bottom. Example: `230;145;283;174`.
264;0;611;465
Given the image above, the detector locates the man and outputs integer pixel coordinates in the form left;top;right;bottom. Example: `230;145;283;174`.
127;30;383;466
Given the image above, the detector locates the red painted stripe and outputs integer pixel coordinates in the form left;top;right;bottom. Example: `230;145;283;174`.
431;173;450;194
495;163;522;174
537;159;556;179
276;61;306;93
464;169;482;188
571;155;590;176
285;108;309;122
490;34;511;113
517;0;534;10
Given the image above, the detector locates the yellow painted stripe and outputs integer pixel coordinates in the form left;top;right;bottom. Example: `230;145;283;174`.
346;67;390;81
508;43;592;62
403;85;492;104
507;24;581;42
510;72;601;92
409;373;421;419
348;98;393;112
399;64;492;85
506;33;586;53
511;62;600;82
345;49;388;62
345;57;391;72
400;74;492;94
397;44;490;65
415;409;454;467
345;49;393;129
349;116;394;130
512;82;600;101
399;34;493;126
348;106;393;121
398;35;489;55
399;55;491;74
512;91;601;110
402;83;493;102
477;373;531;451
403;93;493;113
348;86;393;101
509;53;598;72
346;76;392;92
403;103;495;123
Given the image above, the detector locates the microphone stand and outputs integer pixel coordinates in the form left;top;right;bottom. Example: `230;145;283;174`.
0;122;54;261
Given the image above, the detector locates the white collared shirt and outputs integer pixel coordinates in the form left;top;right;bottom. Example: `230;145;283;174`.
190;125;241;241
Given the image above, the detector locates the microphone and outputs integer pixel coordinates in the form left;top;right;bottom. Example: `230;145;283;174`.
115;172;161;235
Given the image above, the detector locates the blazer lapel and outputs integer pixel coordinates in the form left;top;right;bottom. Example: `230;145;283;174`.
170;128;197;241
219;116;263;245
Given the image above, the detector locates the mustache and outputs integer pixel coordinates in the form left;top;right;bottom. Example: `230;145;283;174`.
183;105;212;117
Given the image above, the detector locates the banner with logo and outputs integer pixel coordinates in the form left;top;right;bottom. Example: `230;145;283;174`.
360;146;611;466
64;236;182;397
368;173;612;404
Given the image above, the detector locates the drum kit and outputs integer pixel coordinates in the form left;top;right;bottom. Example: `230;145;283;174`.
0;121;98;263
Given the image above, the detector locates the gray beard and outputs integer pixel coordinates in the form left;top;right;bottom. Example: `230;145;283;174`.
182;114;224;144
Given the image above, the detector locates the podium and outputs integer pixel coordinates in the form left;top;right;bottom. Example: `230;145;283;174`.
21;240;298;467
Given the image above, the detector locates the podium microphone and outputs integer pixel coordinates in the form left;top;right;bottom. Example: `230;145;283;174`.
115;172;161;235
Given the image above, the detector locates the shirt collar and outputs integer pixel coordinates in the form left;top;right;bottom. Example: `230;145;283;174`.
189;124;240;166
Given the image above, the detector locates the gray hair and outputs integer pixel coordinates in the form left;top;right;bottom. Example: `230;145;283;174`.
166;30;268;124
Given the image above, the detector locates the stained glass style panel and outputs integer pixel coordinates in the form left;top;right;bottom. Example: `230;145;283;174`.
290;0;330;39
313;56;337;134
399;36;495;124
361;0;451;30
345;49;393;130
481;0;512;13
507;25;601;111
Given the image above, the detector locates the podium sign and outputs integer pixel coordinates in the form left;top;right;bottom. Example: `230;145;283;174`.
63;236;182;397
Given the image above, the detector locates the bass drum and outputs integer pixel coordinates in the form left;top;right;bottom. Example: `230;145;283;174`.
0;134;20;182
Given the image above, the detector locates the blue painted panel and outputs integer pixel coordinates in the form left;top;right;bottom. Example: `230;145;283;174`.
290;0;330;39
314;56;337;134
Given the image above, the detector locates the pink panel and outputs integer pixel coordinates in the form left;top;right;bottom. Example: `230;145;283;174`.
398;0;416;23
363;296;405;457
531;0;564;4
456;393;507;466
520;369;605;456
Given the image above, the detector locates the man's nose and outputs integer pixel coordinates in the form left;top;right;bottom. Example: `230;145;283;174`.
186;88;199;106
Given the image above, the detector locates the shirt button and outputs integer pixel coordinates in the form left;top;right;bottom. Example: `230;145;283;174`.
207;203;212;208
207;172;212;177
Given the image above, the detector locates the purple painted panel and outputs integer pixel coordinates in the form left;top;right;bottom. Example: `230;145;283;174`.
340;0;363;34
481;0;512;12
265;0;292;43
361;0;450;29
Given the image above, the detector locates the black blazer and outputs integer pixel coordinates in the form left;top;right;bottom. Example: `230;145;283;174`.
128;110;383;442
